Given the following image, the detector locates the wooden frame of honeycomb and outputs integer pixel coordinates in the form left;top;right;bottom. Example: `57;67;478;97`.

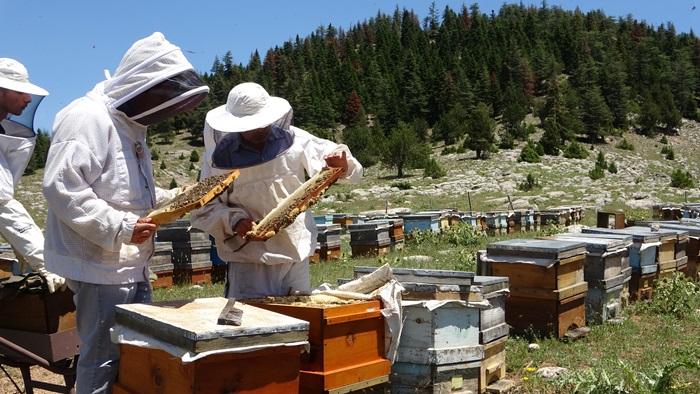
147;169;240;225
246;167;344;239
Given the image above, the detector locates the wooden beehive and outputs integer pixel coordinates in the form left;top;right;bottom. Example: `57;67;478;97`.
113;298;309;394
400;212;441;234
397;300;482;363
0;287;76;334
486;239;588;338
545;233;632;283
150;262;174;289
629;270;655;301
391;360;481;394
246;298;390;393
473;276;510;344
584;268;631;324
480;335;508;393
582;227;661;272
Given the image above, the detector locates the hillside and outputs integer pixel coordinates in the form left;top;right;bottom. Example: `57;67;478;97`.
13;119;700;231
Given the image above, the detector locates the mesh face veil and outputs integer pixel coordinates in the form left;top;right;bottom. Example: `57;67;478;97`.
116;69;208;125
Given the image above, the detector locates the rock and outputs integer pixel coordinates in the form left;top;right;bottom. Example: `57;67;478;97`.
528;343;540;351
536;366;569;379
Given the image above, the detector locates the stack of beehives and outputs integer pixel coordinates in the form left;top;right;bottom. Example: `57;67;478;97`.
482;239;589;339
155;219;212;286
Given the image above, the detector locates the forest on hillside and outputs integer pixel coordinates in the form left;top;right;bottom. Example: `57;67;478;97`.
29;2;700;177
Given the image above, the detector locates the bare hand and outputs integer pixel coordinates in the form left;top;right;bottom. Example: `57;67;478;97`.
324;150;348;175
131;217;158;244
234;218;269;242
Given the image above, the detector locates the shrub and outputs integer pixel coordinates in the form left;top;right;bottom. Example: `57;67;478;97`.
160;161;166;170
441;145;466;155
589;166;605;180
190;149;200;162
444;222;481;247
518;141;541;163
670;169;695;188
616;139;635;151
644;273;700;319
151;149;160;161
178;152;186;160
660;145;675;160
188;162;195;171
660;135;668;144
518;173;540;191
169;178;178;188
563;141;589;159
608;162;618;174
391;181;412;190
423;158;446;179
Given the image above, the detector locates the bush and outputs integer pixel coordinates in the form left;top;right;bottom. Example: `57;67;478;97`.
151;149;160;161
444;222;481;247
441;145;466;155
190;150;200;162
589;166;605;180
616;138;635;151
423;158;446;179
563;141;589;159
391;181;412;190
518;173;540;191
160;161;166;170
644;273;700;319
660;135;668;144
661;145;675;160
608;162;618;174
670;169;695;188
169;178;178;188
518;141;541;163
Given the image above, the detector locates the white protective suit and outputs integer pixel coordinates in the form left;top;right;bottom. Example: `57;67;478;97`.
0;58;65;292
42;32;208;285
191;121;363;298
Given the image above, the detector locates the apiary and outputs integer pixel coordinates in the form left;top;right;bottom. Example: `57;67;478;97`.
246;296;390;394
113;298;309;394
484;239;588;338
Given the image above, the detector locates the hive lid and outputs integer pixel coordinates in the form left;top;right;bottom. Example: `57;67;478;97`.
633;221;694;239
486;238;587;260
115;297;309;353
544;234;630;253
354;266;474;285
582;226;667;243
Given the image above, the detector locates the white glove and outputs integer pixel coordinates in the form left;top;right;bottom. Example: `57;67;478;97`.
37;267;67;293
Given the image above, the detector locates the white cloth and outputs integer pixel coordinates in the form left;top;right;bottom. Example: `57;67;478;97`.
314;264;405;364
42;32;188;285
0;122;35;201
191;122;363;266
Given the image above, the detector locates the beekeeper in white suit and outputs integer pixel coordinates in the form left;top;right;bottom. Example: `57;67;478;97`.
42;32;209;394
191;82;363;300
0;58;65;292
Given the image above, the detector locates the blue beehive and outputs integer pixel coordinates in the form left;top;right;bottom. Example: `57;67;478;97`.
399;212;440;234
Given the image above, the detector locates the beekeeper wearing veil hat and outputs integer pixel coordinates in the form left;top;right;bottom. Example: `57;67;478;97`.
0;57;66;293
42;32;209;393
191;82;363;300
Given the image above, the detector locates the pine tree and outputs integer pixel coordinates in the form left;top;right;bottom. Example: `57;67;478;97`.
381;121;429;177
463;102;496;159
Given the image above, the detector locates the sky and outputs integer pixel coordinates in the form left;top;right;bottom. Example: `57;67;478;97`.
4;0;699;132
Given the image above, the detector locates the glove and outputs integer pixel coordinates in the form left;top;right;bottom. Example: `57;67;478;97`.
36;267;68;293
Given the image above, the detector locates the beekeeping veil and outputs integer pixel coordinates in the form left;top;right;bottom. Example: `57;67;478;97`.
104;32;209;125
204;82;294;170
0;58;48;199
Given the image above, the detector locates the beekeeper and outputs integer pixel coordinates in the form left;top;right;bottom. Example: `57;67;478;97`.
0;58;65;292
42;32;209;394
191;82;363;300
